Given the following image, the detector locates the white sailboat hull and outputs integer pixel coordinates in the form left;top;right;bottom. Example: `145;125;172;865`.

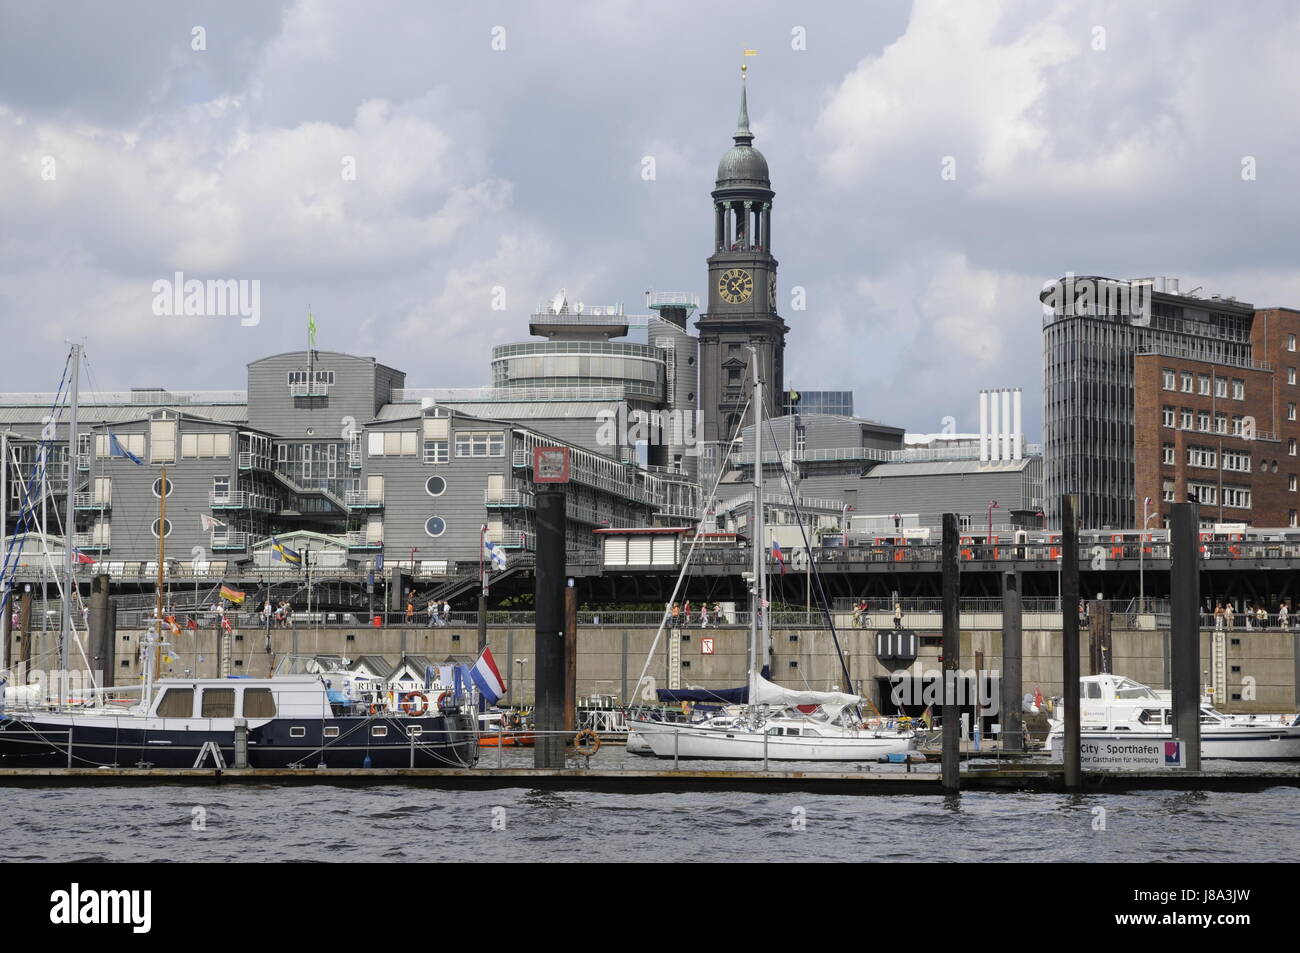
1049;725;1300;761
632;720;915;761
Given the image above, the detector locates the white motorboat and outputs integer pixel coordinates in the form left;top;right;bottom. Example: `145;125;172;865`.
1046;674;1300;761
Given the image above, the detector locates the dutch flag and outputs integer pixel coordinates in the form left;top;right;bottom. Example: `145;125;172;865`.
469;648;508;705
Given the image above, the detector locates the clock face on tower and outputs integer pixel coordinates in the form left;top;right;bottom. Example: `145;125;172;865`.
718;268;753;304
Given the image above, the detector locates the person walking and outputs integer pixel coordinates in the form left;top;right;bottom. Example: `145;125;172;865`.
1224;602;1235;630
893;602;903;630
406;597;414;625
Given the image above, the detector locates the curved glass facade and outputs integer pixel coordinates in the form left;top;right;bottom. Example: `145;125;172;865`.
491;341;666;402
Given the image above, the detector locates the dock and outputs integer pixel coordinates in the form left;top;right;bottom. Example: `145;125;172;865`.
0;765;1296;793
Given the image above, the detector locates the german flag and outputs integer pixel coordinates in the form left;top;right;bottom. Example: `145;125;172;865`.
220;585;246;605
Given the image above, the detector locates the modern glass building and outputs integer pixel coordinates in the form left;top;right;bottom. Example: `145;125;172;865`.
1042;275;1256;529
782;390;853;417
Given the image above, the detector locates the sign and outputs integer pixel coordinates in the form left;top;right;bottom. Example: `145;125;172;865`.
1067;738;1185;770
700;638;715;656
533;446;570;483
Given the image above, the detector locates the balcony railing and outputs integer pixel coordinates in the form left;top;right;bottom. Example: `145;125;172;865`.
210;491;278;512
210;532;248;550
346;489;384;508
72;534;109;551
345;532;383;550
289;381;329;398
485;489;529;507
73;492;110;509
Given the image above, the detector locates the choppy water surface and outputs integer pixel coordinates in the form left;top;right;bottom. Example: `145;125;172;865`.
3;751;1298;862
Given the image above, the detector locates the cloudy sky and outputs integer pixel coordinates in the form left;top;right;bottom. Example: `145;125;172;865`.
3;0;1299;440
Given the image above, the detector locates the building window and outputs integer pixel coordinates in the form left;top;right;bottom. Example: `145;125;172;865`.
423;440;449;464
1198;375;1210;396
1232;379;1245;400
1162;406;1175;428
1291;510;1298;528
1162;479;1175;503
425;476;447;497
1162;369;1175;390
1233;416;1245;436
367;431;418;457
1180;408;1193;430
1289;403;1297;422
1290;474;1297;492
1180;372;1193;393
287;370;334;386
1289;334;1297;352
181;432;232;458
1188;482;1217;505
1214;413;1228;434
95;433;145;459
1197;411;1210;432
1215;377;1228;398
151;477;173;498
1291;438;1297;456
1187;447;1216;469
1222;450;1250;473
424;516;447;537
1162;444;1175;465
151;518;173;538
1222;486;1252;509
455;431;505;457
149;417;177;464
1291;368;1297;386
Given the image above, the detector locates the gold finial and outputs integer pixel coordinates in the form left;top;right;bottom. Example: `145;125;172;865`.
742;48;757;79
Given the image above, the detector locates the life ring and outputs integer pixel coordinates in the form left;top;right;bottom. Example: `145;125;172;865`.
400;692;429;717
436;690;453;709
507;711;523;729
573;729;601;756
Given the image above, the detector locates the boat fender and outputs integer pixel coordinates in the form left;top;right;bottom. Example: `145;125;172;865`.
573;729;601;756
400;692;429;717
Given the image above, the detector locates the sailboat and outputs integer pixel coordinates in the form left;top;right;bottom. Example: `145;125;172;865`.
629;351;916;761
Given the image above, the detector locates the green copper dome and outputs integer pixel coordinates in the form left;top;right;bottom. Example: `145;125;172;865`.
715;81;770;186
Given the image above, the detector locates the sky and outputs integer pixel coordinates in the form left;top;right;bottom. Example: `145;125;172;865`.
2;0;1300;442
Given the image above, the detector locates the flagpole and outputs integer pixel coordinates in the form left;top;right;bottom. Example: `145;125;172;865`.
478;524;488;652
155;463;166;678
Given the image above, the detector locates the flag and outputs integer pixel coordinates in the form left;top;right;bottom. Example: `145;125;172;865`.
469;648;508;706
220;585;245;604
743;49;759;56
921;706;933;729
484;539;508;570
308;310;317;348
760;598;770;609
107;432;143;465
375;552;384;572
1033;687;1045;711
221;616;233;632
201;514;226;532
771;540;787;575
185;617;199;630
271;536;301;565
71;549;96;565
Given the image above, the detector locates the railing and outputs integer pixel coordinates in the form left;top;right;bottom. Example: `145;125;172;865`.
209;490;278;512
345;532;383;549
211;532;249;550
392;386;626;403
72;492;109;508
735;444;1044;465
345;489;384;508
485;489;529;506
0;389;246;407
288;382;329;398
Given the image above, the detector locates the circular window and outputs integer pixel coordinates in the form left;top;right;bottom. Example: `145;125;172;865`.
424;517;447;537
151;518;173;538
687;356;695;366
425;475;447;497
151;477;173;498
1273;462;1280;473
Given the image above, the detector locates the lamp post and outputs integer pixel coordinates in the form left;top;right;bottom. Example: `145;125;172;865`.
986;500;1000;556
1139;496;1158;613
515;657;526;708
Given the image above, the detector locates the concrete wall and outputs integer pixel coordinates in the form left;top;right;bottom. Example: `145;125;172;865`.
17;625;1299;714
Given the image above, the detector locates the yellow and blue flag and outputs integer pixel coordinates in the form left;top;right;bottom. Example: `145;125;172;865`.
272;537;301;565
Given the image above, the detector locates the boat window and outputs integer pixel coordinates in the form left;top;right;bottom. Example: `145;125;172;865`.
1085;682;1103;699
786;727;801;736
201;688;236;718
407;726;422;737
372;726;388;737
766;727;782;735
324;726;340;738
156;688;193;718
289;726;306;738
1138;709;1162;725
242;688;276;718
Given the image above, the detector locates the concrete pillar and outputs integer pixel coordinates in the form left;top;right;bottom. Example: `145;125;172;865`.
941;513;960;794
533;490;567;768
1001;571;1023;753
89;573;113;688
1088;600;1111;675
1170;502;1202;771
1061;494;1081;791
564;584;577;732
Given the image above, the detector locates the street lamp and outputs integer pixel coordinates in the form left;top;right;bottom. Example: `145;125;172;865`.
1139;496;1159;614
514;658;526;709
986;500;1000;555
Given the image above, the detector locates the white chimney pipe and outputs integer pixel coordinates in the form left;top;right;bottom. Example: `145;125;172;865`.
1012;388;1022;460
1001;389;1012;460
989;390;1001;461
979;390;989;462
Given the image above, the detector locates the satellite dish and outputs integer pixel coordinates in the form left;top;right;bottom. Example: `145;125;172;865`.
551;288;568;313
575;302;585;313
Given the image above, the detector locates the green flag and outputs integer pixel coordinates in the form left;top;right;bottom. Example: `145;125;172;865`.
308;310;317;348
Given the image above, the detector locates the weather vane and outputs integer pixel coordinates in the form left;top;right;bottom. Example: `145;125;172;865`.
742;48;757;79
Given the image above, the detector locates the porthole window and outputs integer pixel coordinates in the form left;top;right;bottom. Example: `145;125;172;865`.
151;518;173;538
151;477;173;498
424;517;447;537
425;475;447;497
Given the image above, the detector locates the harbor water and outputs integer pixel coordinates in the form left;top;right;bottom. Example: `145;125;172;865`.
4;749;1299;863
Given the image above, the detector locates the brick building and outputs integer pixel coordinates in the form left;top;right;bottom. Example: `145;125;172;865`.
1135;307;1300;528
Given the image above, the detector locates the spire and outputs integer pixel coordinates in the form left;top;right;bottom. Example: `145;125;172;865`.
735;66;754;145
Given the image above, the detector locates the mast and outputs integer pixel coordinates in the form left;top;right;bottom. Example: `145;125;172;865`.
748;348;765;700
58;343;80;699
154;463;166;676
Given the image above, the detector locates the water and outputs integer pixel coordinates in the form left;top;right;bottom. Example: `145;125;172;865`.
4;750;1299;862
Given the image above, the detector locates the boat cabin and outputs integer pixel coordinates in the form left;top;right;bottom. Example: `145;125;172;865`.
149;676;330;720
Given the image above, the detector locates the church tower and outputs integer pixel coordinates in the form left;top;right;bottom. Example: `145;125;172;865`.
696;69;788;446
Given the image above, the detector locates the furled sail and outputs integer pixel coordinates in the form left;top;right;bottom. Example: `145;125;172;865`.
750;673;862;709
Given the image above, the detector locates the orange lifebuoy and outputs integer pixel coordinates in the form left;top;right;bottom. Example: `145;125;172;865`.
573;729;601;756
400;691;429;717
